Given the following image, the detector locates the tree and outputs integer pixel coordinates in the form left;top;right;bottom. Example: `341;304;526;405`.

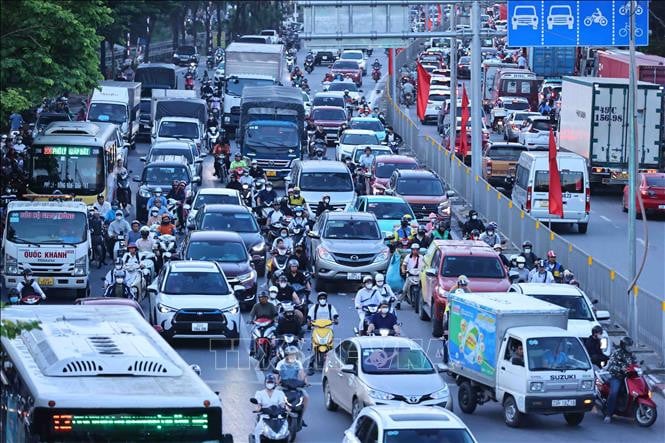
0;0;113;124
0;305;41;340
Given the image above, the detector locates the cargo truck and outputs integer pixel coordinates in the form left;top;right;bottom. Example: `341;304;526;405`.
135;63;178;92
447;292;595;428
238;86;305;179
88;81;141;148
151;98;207;151
596;50;665;86
527;47;577;79
559;76;663;185
222;43;286;131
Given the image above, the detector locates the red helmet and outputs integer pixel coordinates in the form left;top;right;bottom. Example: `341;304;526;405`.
546;250;556;259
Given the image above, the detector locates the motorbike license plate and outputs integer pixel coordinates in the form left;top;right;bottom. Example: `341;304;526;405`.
322;56;328;60
347;273;362;280
192;323;208;332
552;399;576;407
266;170;277;177
38;277;54;286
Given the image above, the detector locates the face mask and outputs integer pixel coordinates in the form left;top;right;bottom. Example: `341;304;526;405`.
115;216;122;221
266;186;273;192
517;263;525;269
269;292;277;299
281;232;287;238
471;215;478;220
323;198;330;204
524;248;531;254
376;281;384;287
380;308;389;314
295;212;302;217
265;382;275;390
318;300;326;306
365;283;373;289
115;264;122;270
294;192;300;197
287;356;296;362
487;229;494;235
279;282;287;288
116;278;124;284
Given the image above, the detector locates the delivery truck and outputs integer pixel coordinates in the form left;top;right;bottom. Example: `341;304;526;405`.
149;89;197;124
596;50;665;86
528;47;577;78
222;42;286;131
87;81;141;148
559;76;663;185
135;63;178;92
447;292;595;428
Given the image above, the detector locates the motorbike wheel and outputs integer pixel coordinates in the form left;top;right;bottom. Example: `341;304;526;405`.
563;412;584;426
635;403;657;427
315;350;326;370
288;416;298;442
411;287;420;314
258;343;270;370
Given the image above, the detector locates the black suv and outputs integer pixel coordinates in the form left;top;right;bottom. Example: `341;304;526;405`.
190;204;266;274
173;45;198;66
385;169;451;222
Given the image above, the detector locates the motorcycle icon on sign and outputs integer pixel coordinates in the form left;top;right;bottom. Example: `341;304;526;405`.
619;2;643;16
583;8;608;27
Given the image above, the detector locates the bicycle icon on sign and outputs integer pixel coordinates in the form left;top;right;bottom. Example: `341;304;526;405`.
618;23;643;38
583;8;608;27
619;1;643;16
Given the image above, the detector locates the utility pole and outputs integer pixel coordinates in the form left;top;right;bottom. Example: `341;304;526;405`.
470;0;482;206
627;0;638;341
449;6;457;153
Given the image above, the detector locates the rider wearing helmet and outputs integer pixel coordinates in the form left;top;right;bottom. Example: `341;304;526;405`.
147;187;167;212
545;250;565;283
274;345;309;418
127;220;142;243
367;301;400;336
510;256;530;283
431;219;451;240
528;259;555;284
355;275;380;329
288;187;305;207
229;152;248;170
16;267;46;300
252;373;288;441
286;258;311;296
103;269;133;298
413;224;431;249
373;273;396;311
288;205;308;231
157;214;176;236
462;209;485;238
135;226;155;252
604;337;637;423
315;194;333;217
393;214;415;245
585;325;609;368
520;240;538;270
479;221;500;247
399;243;424;310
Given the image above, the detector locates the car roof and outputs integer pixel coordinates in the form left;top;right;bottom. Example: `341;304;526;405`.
186;230;245;243
299;160;350;172
499;96;530;102
144;156;189;167
196;187;240;197
374;154;418;164
314;91;345;98
327;211;376;221
341;129;377;136
363;195;410;204
167;260;219;273
200;203;250;213
512;283;585;297
350;335;423;349
311;105;346;111
364;405;470;431
151;141;194;149
394;169;437;178
74;297;143;310
350;116;382;122
527;115;553;122
431;239;497;255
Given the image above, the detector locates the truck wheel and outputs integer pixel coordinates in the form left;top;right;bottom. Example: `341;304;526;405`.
458;382;477;414
578;223;588;234
563;412;584;426
503;395;523;428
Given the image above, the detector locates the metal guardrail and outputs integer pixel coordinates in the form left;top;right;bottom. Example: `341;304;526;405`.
386;40;664;363
103;32;208;66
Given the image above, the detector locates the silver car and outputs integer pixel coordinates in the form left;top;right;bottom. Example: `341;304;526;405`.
308;212;390;290
323;336;450;419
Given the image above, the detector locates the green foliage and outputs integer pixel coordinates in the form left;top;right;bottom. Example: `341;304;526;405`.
0;0;112;122
0;304;41;340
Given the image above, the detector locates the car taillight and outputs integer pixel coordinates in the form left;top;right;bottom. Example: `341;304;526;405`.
585;187;590;213
486;159;492;176
526;186;532;211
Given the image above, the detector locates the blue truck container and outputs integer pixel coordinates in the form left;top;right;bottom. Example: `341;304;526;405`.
528;47;577;78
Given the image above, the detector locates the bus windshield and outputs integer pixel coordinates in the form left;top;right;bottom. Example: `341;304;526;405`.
30;145;105;195
6;211;87;244
88;103;127;125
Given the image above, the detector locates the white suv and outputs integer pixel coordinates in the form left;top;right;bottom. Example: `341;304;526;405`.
343;405;478;443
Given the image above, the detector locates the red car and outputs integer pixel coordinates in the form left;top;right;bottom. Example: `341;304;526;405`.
371;155;419;193
442;121;490;165
420;240;510;337
623;172;665;215
310;105;348;144
329;60;363;86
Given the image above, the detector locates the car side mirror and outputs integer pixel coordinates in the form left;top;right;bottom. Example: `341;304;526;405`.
384;188;394;195
187;222;196;230
436;363;448;372
249;397;258;405
133;176;142;183
192;176;201;184
446;190;455;198
341;364;355;374
596;310;611;321
307;231;320;239
194;158;203;164
233;285;245;294
383;234;394;241
426;268;437;277
140;156;147;162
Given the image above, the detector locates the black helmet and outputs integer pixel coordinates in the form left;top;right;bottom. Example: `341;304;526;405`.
522;240;533;249
591;325;603;336
469;209;478;218
620;336;634;351
23;267;33;278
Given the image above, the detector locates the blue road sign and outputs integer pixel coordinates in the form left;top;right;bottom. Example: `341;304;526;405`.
507;0;649;47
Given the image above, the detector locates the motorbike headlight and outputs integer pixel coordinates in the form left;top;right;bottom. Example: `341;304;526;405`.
600;336;608;351
529;382;544;392
581;380;593;390
74;255;87;276
238;271;255;282
5;255;18;275
139;187;151;198
317;247;334;262
224;304;239;315
251;242;266;253
317;335;330;345
368;388;394;401
158;303;177;314
430;385;449;399
373;249;389;263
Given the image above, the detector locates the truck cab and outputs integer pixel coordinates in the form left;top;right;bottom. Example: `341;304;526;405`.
88;80;141;148
152;116;204;150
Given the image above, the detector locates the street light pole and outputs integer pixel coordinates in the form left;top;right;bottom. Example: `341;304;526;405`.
627;0;638;341
470;0;482;207
449;7;457;154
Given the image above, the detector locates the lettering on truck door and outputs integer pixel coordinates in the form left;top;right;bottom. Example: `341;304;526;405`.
594;88;628;165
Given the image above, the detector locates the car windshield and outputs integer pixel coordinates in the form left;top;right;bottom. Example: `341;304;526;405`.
144;166;189;186
163;271;229;295
88;103;126;125
300;172;353;192
200;212;259;233
245;124;299;148
311;108;346;121
503;100;530;111
323;219;380;240
396;178;443;196
534;170;584;193
185;241;248;262
527;336;591;371
193;193;239;210
332;61;359;70
6;211;87;244
225;78;274;97
36;114;70;128
487;146;526;160
550;6;570;14
350;120;384;132
312;96;345;107
328;82;358;92
342;52;363;60
365;201;413;220
530;294;594;321
375;161;417;178
459;57;470;65
149;148;193;163
340;133;379;145
360;347;434;374
645;176;665;187
158;121;199;139
384;429;475;443
531;120;552;131
177;46;196;55
441;256;505;279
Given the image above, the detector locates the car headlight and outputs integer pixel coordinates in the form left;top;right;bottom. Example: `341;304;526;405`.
224;116;230;123
430;385;449;399
317;246;334;261
581;380;593;390
368;388;395;401
173;53;178;58
251;242;266;253
600;336;608;351
529;382;544;392
139;187;151;198
238;271;255;282
224;305;239;315
373;249;389;263
5;255;18;275
158;303;177;313
74;255;87;276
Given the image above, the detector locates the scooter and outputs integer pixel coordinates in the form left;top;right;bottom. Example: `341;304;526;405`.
595;362;658;427
372;67;381;82
251;317;276;370
206;126;220;153
8;289;43;305
406;268;421;313
249;402;290;443
310;318;334;370
112;234;128;261
266;249;291;282
123;261;145;302
281;378;307;441
286;55;295;72
184;73;195;90
139;250;156;284
156;234;177;269
304;60;314;74
356;304;379;336
270;333;302;370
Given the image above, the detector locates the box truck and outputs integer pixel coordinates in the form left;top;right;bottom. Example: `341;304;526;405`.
559;76;663;185
596;50;665;86
528;47;577;78
88;81;141;148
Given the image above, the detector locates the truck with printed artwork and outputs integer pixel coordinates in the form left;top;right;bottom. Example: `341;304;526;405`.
447;292;595;428
559;77;664;185
2;200;91;298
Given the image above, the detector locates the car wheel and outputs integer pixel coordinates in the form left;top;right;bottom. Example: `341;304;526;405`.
563;412;584;426
578;223;588;234
458;381;477;414
503;395;523;427
323;380;338;411
351;397;363;420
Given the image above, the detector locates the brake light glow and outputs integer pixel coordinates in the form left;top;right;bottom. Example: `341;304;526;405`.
526;186;532;211
585;187;590;213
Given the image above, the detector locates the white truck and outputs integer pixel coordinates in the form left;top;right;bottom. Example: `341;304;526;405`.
222;42;287;132
2;200;91;297
149;89;196;125
88;81;141;149
559;76;664;186
447;292;595;428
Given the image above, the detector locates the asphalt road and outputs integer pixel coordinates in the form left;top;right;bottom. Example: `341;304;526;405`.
55;50;663;442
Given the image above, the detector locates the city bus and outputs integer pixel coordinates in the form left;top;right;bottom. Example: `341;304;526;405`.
28;121;124;205
0;305;234;443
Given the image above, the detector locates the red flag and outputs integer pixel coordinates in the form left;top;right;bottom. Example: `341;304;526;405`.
427;17;433;31
548;127;564;218
388;48;393;76
436;4;443;25
459;84;470;157
416;63;431;122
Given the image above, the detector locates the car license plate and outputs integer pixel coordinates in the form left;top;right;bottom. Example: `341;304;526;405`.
552;399;576;407
659;205;665;209
266;170;277;177
537;200;549;207
192;323;208;332
38;277;54;286
347;273;362;281
322;56;328;60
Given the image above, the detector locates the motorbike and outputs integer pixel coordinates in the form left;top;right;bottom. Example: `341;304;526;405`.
387;140;401;155
8;290;43;305
310;318;334;370
156;234;177;269
493;117;504;134
281;378;307;441
270;333;302;370
354;168;372;196
206;55;214;69
304;60;314;74
300;82;310;94
286;56;295;72
267;216;292;243
184;73;195;90
240;184;254;208
206;126;221;153
112;234;128;261
406;268;421;313
116;174;131;209
249;402;290;443
138;250;156;284
251;317;276;370
123;261;146;302
372;67;381;82
356;304;379;336
308;139;327;160
403;91;415;107
266;249;291;283
595;362;658;427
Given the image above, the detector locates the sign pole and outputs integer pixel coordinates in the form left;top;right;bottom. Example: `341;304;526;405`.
627;0;638;342
449;6;457;155
471;0;482;207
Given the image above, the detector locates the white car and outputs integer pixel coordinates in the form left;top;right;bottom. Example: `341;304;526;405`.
512;5;538;30
148;260;241;342
188;187;242;227
490;96;531;127
326;80;361;103
509;283;611;357
343;405;478;443
547;5;574;30
518;115;554;149
339;50;367;75
336;129;380;161
423;90;450;125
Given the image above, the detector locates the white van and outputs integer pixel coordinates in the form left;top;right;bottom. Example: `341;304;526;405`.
511;151;590;233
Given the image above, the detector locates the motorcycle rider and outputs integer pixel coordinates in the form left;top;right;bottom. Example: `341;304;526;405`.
256;181;277;208
382;126;403;150
103;270;133;298
479;221;500;247
89;209;107;267
520;240;538;270
399;243;424;310
272;229;293;252
288;187;306;207
167;181;187;233
274;346;309;424
366;301;401;336
307;292;339;323
603;337;637;424
127;220;142;244
157;214;176;236
288;206;309;232
461;209;485;238
528;259;555;283
93;193;112;218
509;255;530;283
372;59;381;70
275;275;303;321
336;122;349;141
147;187;167;211
229;152;248;170
431;220;451;240
585;325;609;368
250;291;280;322
494;243;511;268
286;259;311;297
545;250;565;283
135;226;155;253
252;374;288;442
226;172;243;191
312;125;327;144
108;209;130;253
16;268;46;301
267;200;287;229
275;303;304;337
146;207;162;227
358;146;375;170
373;273;396;311
248;159;267;180
393;214;415;245
413;225;431;249
354;275;380;330
401;81;415;107
315;194;333;217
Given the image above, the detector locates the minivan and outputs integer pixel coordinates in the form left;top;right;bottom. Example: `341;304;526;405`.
286;160;355;215
511;151;590;233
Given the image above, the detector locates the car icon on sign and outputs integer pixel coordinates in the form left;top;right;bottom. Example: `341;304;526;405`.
512;5;539;30
547;5;574;30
